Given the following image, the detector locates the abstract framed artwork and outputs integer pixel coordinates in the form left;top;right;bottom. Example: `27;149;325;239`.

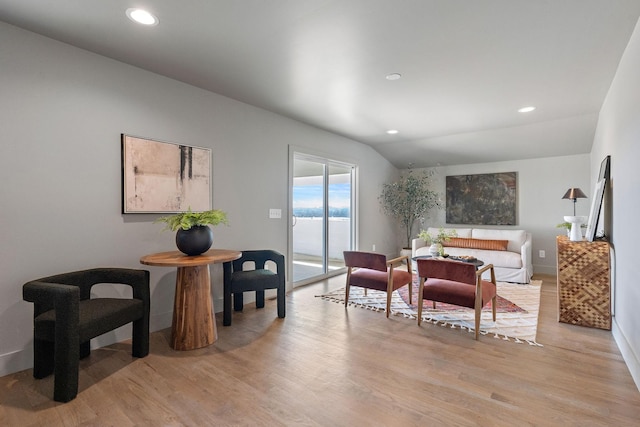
446;172;517;225
121;134;212;213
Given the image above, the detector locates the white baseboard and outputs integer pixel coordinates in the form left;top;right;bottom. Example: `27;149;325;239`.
533;264;557;276
613;318;640;392
0;349;31;378
0;311;173;378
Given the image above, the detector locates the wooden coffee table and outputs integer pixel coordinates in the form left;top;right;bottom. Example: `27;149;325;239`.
140;249;241;351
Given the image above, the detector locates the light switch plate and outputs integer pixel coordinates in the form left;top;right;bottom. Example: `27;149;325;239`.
269;208;282;219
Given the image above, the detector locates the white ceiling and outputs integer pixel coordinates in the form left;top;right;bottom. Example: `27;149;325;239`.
1;0;639;168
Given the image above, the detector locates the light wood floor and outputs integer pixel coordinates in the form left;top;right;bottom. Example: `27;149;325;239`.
2;274;639;426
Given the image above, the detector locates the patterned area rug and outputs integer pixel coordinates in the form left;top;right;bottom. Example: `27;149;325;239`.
317;279;543;346
398;279;526;313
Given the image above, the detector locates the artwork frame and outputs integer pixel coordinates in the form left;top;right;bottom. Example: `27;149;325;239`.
445;172;517;225
585;155;610;241
121;134;212;213
585;179;605;242
598;155;610;181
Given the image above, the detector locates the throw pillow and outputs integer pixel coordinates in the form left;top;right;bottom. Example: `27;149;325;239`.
443;237;509;251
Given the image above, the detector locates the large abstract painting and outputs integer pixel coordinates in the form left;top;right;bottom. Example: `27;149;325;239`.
121;134;211;213
446;172;517;225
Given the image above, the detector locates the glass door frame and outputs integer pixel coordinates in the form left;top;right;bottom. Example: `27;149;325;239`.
288;147;356;287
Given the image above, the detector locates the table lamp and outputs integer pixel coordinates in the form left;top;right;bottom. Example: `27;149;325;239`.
562;188;587;241
562;188;587;216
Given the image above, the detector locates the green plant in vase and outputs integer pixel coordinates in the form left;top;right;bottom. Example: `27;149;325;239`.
556;221;586;237
155;208;229;255
155;209;229;231
418;228;457;256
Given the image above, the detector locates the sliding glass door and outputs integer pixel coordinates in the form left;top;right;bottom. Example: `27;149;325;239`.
291;152;354;286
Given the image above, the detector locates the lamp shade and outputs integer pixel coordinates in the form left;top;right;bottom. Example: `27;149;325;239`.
562;188;587;200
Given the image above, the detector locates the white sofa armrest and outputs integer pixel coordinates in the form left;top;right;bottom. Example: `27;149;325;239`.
412;238;427;257
411;238;428;272
521;233;533;280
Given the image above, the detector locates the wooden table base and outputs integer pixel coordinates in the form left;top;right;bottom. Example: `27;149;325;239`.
140;249;242;351
171;265;216;350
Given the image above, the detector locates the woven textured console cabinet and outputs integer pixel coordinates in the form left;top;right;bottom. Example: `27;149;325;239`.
556;235;611;330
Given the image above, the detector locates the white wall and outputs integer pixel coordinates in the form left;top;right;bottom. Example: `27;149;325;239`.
411;155;591;275
0;22;399;376
591;16;640;390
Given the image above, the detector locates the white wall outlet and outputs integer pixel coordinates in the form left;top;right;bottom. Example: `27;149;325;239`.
372;244;376;251
539;250;546;258
269;208;282;219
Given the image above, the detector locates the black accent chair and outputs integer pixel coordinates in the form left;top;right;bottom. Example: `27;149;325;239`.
22;268;150;402
223;250;285;326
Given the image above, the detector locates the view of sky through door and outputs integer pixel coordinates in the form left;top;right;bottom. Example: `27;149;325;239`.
292;155;353;284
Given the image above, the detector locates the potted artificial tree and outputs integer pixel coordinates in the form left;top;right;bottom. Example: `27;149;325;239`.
379;168;442;256
155;208;229;256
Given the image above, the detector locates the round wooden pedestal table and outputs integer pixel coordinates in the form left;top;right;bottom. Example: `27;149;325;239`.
140;249;241;351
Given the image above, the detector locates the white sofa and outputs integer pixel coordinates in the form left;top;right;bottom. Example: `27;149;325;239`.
412;227;533;284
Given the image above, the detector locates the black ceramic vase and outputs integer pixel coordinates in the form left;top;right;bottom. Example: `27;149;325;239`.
175;225;213;256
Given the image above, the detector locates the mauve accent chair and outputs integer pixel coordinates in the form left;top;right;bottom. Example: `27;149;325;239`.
223;250;285;326
343;251;413;318
416;258;496;340
22;268;150;402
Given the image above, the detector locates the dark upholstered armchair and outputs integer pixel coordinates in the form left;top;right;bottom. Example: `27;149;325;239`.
223;250;285;326
343;251;413;318
416;258;496;340
22;268;150;402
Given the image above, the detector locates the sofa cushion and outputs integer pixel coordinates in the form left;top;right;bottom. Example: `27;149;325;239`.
414;247;523;269
445;248;523;269
444;237;508;251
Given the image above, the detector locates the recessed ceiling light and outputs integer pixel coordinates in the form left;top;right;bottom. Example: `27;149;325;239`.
518;106;536;113
386;129;399;135
385;73;402;81
126;8;158;26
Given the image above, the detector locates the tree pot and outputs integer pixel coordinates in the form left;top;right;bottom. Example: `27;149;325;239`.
175;225;213;256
